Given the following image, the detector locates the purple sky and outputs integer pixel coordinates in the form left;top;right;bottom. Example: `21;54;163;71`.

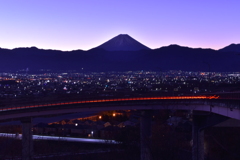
0;0;239;51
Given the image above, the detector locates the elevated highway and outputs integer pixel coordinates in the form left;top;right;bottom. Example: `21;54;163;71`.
0;93;240;160
0;94;239;121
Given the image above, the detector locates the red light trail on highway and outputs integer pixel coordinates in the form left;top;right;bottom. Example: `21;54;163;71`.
0;95;219;112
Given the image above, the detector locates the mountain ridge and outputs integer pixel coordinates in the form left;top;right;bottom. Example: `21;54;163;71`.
0;44;239;72
219;43;240;52
0;34;239;72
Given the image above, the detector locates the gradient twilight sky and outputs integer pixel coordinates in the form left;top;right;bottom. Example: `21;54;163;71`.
0;0;239;51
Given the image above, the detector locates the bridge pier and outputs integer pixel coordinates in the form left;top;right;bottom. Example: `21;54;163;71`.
192;112;229;160
192;114;205;160
21;118;33;160
140;110;152;160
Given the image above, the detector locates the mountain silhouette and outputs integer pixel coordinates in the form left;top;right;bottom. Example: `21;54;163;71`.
219;43;240;53
0;36;240;72
94;34;151;51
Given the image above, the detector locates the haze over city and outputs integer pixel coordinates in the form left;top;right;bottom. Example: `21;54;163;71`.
1;0;240;51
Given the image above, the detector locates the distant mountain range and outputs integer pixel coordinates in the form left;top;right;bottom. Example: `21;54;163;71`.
219;43;240;52
0;34;240;72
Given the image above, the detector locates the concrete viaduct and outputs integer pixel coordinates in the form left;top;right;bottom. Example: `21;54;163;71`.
0;94;240;160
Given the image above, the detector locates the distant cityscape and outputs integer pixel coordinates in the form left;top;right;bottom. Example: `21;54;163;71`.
1;67;240;159
0;70;240;99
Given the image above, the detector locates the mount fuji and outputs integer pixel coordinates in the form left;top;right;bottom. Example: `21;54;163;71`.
94;34;151;51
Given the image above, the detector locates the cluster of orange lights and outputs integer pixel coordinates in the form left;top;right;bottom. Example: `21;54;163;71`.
0;95;219;112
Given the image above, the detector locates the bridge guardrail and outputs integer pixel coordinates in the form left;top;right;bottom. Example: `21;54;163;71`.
0;94;223;112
